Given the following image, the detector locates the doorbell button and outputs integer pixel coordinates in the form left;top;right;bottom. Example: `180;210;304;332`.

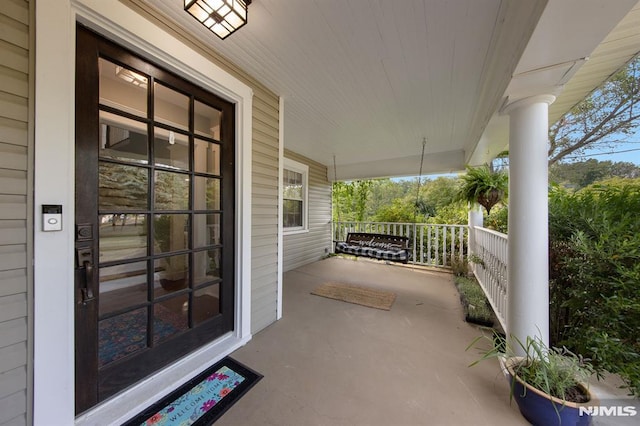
42;205;63;232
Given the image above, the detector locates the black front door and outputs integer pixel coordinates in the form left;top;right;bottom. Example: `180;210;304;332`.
74;26;236;414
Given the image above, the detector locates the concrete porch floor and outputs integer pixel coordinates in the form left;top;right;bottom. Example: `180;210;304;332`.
218;257;527;425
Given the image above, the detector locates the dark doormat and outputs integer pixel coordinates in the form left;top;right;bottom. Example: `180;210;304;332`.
123;357;262;426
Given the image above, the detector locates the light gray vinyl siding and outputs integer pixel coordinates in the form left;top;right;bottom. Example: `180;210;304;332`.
124;0;280;334
0;1;32;426
283;150;332;272
249;88;279;333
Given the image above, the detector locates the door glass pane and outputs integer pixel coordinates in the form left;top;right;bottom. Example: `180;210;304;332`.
154;171;189;210
153;214;189;254
154;82;189;131
99;261;148;316
194;100;221;139
193;248;220;286
194;139;220;175
154;254;189;297
98;308;147;367
99;214;148;263
99;111;148;164
154;296;188;344
99;162;148;210
193;213;220;248
193;176;220;210
99;58;147;117
154;127;189;170
193;284;220;325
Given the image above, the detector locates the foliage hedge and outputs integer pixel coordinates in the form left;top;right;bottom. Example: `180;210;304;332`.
549;178;640;396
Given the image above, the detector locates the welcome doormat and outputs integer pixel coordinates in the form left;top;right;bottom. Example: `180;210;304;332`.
311;281;396;310
123;357;262;426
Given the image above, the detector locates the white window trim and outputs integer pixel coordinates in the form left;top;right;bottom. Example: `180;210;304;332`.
282;157;309;235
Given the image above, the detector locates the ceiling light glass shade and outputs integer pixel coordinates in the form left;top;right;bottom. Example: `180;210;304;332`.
115;66;148;88
184;0;251;40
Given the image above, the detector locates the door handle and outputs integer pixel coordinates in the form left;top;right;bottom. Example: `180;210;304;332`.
82;260;95;303
77;248;95;305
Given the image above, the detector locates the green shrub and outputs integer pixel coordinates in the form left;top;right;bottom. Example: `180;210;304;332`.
549;179;640;396
485;204;508;233
427;200;468;225
373;198;429;223
450;256;469;277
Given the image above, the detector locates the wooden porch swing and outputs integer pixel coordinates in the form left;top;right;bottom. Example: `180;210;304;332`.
333;139;427;264
334;232;411;263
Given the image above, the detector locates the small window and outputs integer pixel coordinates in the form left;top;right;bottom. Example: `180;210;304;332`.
283;158;308;233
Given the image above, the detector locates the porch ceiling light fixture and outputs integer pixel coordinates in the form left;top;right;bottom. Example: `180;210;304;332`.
115;66;148;88
184;0;252;40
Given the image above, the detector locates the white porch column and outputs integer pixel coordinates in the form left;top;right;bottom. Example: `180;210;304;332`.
503;95;555;353
467;204;483;257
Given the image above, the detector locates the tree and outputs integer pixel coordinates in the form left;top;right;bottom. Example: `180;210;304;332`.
332;181;355;222
427;201;467;225
610;161;640;179
333;176;466;223
332;180;372;222
373;199;426;223
549;159;640;189
352;180;371;221
548;56;640;165
420;177;460;212
366;178;412;218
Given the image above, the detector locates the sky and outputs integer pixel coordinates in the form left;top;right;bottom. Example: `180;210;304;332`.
568;139;640;165
392;138;640;182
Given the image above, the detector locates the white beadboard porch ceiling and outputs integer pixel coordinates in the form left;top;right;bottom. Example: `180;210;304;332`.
142;0;640;180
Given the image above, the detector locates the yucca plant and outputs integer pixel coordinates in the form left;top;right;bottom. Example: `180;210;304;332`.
468;331;594;402
468;331;595;425
457;165;508;215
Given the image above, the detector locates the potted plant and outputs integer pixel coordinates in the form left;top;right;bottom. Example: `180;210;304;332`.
468;332;595;426
457;164;508;215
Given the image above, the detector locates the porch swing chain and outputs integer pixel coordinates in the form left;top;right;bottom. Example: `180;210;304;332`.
333;154;342;236
413;138;427;223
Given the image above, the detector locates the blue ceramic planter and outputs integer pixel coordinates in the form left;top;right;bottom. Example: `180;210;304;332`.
506;364;592;426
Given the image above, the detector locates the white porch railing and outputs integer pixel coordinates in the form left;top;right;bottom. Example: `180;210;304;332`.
332;221;467;268
332;221;508;330
469;226;508;330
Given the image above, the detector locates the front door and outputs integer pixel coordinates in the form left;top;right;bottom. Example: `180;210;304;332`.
74;26;236;414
